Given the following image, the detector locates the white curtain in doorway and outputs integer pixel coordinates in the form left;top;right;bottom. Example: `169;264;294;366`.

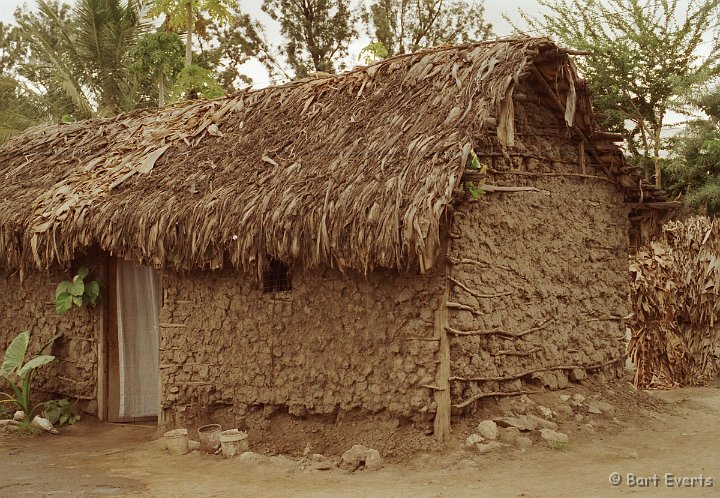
117;260;160;418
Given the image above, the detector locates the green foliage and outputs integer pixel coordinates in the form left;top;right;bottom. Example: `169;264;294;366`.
14;0;147;120
149;0;235;32
148;0;236;67
358;41;388;64
43;399;80;426
55;267;101;315
665;85;720;214
129;31;185;106
0;76;49;143
0;331;56;421
0;22;22;76
363;0;493;56
169;64;225;102
514;0;720;181
260;0;358;77
468;150;488;173
465;181;485;199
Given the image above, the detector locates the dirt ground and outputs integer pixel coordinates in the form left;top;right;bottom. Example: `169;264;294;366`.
2;381;719;497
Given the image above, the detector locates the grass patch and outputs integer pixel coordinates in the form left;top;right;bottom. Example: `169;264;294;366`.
15;420;42;438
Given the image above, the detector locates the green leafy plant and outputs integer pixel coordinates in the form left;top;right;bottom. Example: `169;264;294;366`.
55;267;101;315
358;41;388;64
43;399;80;426
465;181;485;199
465;150;487;199
0;331;55;420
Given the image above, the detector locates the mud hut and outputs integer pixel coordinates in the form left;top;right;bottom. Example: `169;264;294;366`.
0;37;670;438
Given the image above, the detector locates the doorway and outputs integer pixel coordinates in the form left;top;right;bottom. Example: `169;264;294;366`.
106;259;160;422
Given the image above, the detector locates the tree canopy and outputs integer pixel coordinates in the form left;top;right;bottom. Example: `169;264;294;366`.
514;0;720;186
363;0;493;56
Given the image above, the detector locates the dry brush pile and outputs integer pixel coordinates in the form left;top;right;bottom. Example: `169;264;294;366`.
629;217;720;387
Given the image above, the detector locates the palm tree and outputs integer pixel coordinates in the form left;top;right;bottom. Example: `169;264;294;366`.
16;0;148;119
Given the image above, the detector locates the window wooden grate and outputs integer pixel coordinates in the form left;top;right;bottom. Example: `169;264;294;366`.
263;259;291;293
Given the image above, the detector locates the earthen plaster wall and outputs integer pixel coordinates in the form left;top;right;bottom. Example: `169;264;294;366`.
159;266;444;426
0;265;103;406
448;83;629;408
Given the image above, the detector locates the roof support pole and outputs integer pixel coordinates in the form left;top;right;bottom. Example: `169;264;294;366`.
433;272;451;442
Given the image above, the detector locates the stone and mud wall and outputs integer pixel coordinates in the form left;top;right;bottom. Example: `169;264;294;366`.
158;266;444;428
447;82;629;411
0;262;104;410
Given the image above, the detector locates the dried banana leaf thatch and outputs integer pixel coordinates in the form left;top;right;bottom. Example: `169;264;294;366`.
629;217;720;387
0;37;659;278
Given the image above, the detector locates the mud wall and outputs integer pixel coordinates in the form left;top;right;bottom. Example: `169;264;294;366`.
448;83;629;409
0;263;104;409
159;266;444;427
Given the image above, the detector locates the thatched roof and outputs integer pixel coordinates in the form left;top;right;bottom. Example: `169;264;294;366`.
0;37;668;275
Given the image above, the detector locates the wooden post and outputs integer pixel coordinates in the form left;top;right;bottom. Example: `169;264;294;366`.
433;287;451;442
578;142;586;178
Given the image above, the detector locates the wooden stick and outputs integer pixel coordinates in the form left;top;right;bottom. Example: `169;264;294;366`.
446;318;552;338
446;301;483;315
492;347;541;357
482;185;543;193
453;390;545;409
448;276;513;299
433;286;451;442
447;256;511;271
487;169;614;184
450;358;621;382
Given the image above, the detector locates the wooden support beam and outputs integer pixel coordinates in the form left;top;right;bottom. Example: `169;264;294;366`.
433;286;451;443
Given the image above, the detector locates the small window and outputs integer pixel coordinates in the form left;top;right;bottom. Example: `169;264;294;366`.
263;259;291;293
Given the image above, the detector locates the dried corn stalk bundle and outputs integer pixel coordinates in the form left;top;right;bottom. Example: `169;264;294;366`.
629;217;720;387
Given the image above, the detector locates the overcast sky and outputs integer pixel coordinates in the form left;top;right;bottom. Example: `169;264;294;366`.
0;0;535;31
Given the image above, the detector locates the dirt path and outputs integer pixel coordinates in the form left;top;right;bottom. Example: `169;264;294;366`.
2;386;719;497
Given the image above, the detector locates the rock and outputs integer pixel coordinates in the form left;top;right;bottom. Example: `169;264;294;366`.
32;415;59;435
515;436;533;448
540;429;569;444
594;400;615;415
238;451;263;462
313;460;335;471
475;441;504;454
587;403;602;414
13;410;26;421
526;414;558;431
340;445;383;471
554;405;573;417
575;414;584;422
494;415;536;432
476;420;499;440
499;427;521;443
537;405;554;419
288;404;308;418
262;405;279;419
559;394;571;402
364;450;383;470
569;368;587;382
465;433;485;447
571;394;585;405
